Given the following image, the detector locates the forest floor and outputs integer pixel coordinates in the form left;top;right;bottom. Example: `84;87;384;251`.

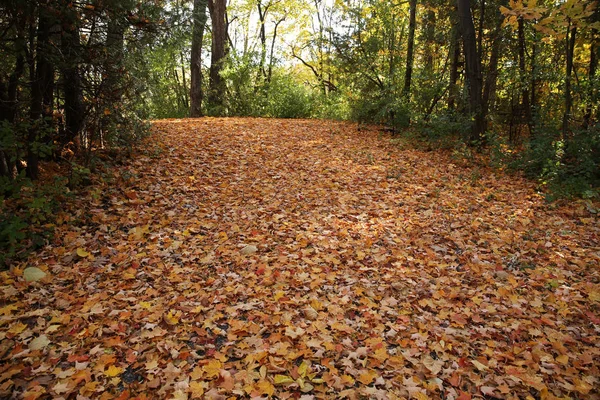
1;118;599;399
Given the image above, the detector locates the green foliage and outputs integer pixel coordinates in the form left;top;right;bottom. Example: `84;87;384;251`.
350;91;410;131
416;112;472;149
508;124;600;199
264;74;313;119
0;176;70;268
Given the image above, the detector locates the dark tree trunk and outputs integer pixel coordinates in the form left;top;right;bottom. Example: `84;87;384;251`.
208;0;227;112
28;1;55;179
457;0;485;142
563;22;577;135
61;0;85;147
584;7;599;128
190;0;208;117
448;14;461;111
482;15;504;125
105;16;125;104
424;9;436;72
403;0;416;97
258;1;268;82
518;17;532;130
0;53;24;124
267;16;286;84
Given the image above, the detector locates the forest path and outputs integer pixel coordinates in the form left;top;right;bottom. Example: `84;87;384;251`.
1;118;599;398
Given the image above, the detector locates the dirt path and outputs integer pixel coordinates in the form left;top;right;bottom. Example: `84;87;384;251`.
1;118;599;399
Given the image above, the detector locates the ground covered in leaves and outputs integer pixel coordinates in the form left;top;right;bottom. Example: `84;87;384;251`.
1;118;599;399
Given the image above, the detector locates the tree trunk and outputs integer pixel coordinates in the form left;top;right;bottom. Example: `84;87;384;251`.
518;17;532;130
583;7;599;128
403;0;416;97
482;15;503;124
448;13;461;111
28;1;55;179
267;16;286;84
457;0;485;143
563;21;576;136
258;1;268;82
424;9;436;72
208;0;227;113
61;0;85;147
190;0;208;117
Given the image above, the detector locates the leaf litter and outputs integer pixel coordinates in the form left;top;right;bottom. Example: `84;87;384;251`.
1;118;599;399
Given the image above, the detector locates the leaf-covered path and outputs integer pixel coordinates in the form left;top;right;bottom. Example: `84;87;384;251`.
1;118;599;399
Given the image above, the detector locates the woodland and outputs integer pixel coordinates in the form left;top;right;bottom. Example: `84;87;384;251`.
0;0;600;399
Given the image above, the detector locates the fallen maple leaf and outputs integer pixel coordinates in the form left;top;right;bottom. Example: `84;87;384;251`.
203;360;222;379
104;365;122;377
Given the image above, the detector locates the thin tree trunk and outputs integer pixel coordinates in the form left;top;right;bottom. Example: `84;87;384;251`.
530;31;538;133
258;1;268;82
28;1;54;179
403;0;416;97
518;17;532;130
208;0;227;112
448;14;461;111
457;0;485;142
190;0;208;117
482;16;503;124
563;21;577;136
61;1;85;147
425;9;435;72
583;7;599;128
180;52;189;110
267;16;286;84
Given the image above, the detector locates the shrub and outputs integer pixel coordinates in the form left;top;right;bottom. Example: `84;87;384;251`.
1;175;71;269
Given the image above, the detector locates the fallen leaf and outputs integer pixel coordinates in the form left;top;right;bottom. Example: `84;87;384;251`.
23;267;47;282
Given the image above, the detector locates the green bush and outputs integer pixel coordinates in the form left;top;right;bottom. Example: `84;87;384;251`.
1;176;71;269
509;124;600;199
350;91;410;131
264;74;314;119
416;112;472;148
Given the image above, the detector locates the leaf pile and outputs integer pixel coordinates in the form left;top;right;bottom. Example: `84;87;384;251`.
1;118;599;399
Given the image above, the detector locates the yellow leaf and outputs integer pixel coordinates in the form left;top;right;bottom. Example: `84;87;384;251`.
203;359;222;379
274;374;295;385
573;378;592;394
77;248;90;258
357;370;376;385
164;310;180;325
8;322;27;335
105;365;122;377
414;393;430;400
372;347;388;362
556;354;569;365
190;366;203;381
341;374;355;386
255;379;275;396
139;301;152;310
189;381;205;398
298;361;309;377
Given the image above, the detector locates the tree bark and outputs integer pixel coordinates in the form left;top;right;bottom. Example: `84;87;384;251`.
28;1;55;179
190;0;208;117
448;12;461;111
61;0;85;147
583;7;599;128
518;17;532;130
403;0;416;97
563;21;576;136
208;0;227;112
457;0;485;142
267;16;286;84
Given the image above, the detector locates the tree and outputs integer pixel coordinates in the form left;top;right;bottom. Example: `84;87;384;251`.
457;0;485;142
403;0;416;97
208;0;228;112
190;0;209;117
